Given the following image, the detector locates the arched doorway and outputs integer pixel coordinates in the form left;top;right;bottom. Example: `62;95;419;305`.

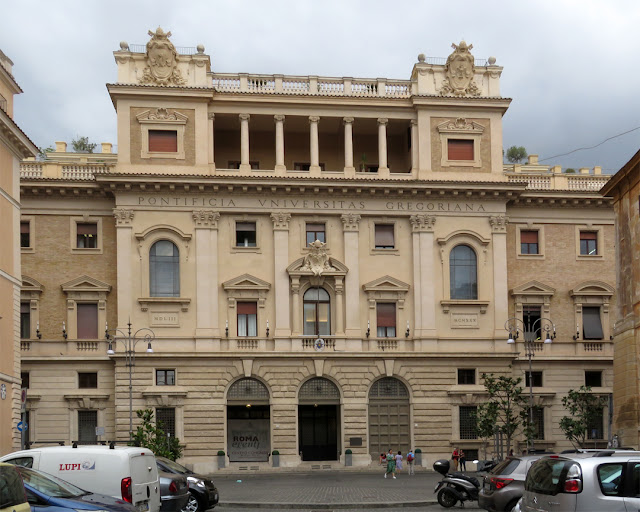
298;377;340;461
227;378;270;462
368;377;410;459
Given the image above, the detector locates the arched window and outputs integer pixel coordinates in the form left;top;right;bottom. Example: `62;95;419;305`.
450;244;477;300
150;240;180;297
303;288;330;336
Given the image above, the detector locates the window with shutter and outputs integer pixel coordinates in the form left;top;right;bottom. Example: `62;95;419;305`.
520;230;539;254
580;231;598;255
149;130;178;152
237;302;257;337
374;224;394;249
76;223;98;249
447;139;474;160
77;303;98;339
582;306;604;340
376;303;396;337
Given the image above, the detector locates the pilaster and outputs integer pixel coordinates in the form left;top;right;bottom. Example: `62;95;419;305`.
341;214;361;336
114;209;134;330
192;210;221;337
411;214;436;337
489;215;509;338
271;212;292;337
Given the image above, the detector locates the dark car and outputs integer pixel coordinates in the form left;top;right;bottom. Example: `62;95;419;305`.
158;471;189;512
156;457;218;512
15;466;137;512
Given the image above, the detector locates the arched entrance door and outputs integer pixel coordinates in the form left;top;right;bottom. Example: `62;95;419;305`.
298;377;340;461
227;378;270;462
368;377;410;459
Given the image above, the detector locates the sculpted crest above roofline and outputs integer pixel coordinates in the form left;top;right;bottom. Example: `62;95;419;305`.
139;27;186;86
439;41;481;97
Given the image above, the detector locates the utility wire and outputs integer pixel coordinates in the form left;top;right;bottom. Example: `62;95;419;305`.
539;125;640;162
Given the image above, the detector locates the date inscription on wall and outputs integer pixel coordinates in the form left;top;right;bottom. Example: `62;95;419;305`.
451;313;478;329
150;312;180;327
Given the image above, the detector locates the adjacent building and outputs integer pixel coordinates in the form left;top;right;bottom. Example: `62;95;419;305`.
17;31;615;470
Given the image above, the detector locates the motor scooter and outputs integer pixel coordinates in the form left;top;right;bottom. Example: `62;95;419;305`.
433;459;480;508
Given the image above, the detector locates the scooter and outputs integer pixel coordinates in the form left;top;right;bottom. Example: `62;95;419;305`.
433;459;480;508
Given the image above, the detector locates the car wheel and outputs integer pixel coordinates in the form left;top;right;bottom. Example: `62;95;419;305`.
182;493;200;512
506;498;520;512
437;487;458;508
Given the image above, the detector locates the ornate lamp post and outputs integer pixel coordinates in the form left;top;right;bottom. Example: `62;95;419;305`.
105;321;155;439
505;315;556;453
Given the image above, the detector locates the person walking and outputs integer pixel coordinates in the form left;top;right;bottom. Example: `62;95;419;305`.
395;451;403;475
452;447;459;471
407;449;415;475
459;448;466;471
384;449;396;479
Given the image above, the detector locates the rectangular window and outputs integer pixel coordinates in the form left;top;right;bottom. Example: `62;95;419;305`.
78;372;98;389
20;222;30;248
20;302;30;339
598;463;624;497
374;224;395;249
583;307;604;340
580;231;598;255
523;305;542;342
587;408;604;439
156;408;176;438
76;223;98;249
525;371;543;388
448;139;474;160
520;230;539;254
376;303;396;338
149;130;178;153
77;303;98;339
457;369;476;385
236;222;257;247
228;161;259;169
532;406;545;440
306;223;326;245
21;372;29;389
156;369;176;386
77;410;97;444
459;405;478;439
585;370;603;388
237;302;257;337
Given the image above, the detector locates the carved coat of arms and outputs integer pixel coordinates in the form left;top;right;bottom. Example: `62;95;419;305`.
439;41;481;97
139;27;186;86
301;240;335;276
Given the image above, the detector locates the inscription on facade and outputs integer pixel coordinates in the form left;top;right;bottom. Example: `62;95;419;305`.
150;312;180;326
450;313;478;328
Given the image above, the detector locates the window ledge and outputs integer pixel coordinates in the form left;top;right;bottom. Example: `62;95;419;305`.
71;248;102;255
21;247;35;253
577;254;603;260
441;300;489;314
517;253;544;259
138;297;191;312
448;385;486;395
371;248;399;256
231;246;261;254
142;388;187;398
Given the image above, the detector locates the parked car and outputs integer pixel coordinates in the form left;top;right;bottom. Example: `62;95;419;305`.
478;455;546;512
0;445;160;512
155;457;218;512
521;452;640;511
157;471;189;512
0;463;29;512
15;465;137;512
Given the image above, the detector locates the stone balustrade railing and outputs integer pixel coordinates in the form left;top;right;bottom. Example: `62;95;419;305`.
505;173;610;192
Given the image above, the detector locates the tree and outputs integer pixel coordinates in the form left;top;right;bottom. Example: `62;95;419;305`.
473;402;498;461
560;386;607;449
37;146;55;160
131;409;183;460
71;136;97;153
480;373;530;455
506;146;528;163
564;168;576;173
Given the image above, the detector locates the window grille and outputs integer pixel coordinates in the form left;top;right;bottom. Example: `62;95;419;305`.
459;406;478;439
299;378;339;400
78;410;97;444
227;378;269;400
587;408;604;440
369;377;408;399
532;406;545;440
156;408;176;438
78;372;97;389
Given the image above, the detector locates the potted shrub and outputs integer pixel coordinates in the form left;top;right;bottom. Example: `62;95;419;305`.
272;450;280;467
415;448;422;466
217;450;226;469
345;448;352;466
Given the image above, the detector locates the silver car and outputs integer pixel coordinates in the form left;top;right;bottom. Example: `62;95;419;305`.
521;452;640;512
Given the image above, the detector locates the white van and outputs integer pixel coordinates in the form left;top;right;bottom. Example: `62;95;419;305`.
0;446;160;512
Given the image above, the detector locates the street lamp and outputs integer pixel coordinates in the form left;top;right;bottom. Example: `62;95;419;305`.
505;315;556;453
105;321;155;440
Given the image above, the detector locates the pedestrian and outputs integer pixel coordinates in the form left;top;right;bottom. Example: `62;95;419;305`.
452;447;459;471
407;449;415;475
379;452;385;465
508;449;514;457
459;449;466;471
384;449;396;479
395;451;403;474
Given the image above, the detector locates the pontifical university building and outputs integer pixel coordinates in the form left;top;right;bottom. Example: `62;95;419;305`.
15;30;617;470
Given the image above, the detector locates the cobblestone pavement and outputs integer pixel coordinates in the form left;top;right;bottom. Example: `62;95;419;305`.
212;470;485;510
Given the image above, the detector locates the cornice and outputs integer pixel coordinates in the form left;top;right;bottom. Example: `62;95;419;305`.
0;108;38;159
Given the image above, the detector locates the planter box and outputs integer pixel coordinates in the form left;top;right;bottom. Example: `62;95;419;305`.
345;453;352;466
272;454;279;467
217;454;225;469
415;452;422;466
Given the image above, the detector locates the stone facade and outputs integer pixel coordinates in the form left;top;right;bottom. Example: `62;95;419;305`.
17;32;616;469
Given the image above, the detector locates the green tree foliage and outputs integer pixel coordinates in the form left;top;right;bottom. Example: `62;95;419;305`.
564;168;576;173
473;402;498;460
37;146;55;160
506;146;528;163
132;409;182;461
71;136;97;153
560;386;607;449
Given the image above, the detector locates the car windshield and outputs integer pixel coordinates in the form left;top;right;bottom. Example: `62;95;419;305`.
17;467;88;498
158;458;190;474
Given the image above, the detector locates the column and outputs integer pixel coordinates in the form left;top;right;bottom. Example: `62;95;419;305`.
410;119;418;173
113;209;134;330
341;214;361;336
193;210;221;337
335;277;344;335
343;117;354;172
291;277;301;335
377;118;389;172
274;115;286;172
490;215;509;339
239;113;250;170
271;212;292;338
410;214;436;338
309;116;320;172
208;113;215;168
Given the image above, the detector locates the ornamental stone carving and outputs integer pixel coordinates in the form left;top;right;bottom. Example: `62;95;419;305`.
301;240;335;276
270;212;291;230
489;215;508;233
410;214;436;232
192;210;220;228
341;213;361;231
439;41;481;97
113;209;134;226
139;27;186;86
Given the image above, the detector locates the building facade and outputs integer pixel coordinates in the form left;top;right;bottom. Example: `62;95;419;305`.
0;49;38;454
18;31;616;470
601;149;640;449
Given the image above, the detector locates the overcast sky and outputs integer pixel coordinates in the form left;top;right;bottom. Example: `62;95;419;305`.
3;0;639;173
